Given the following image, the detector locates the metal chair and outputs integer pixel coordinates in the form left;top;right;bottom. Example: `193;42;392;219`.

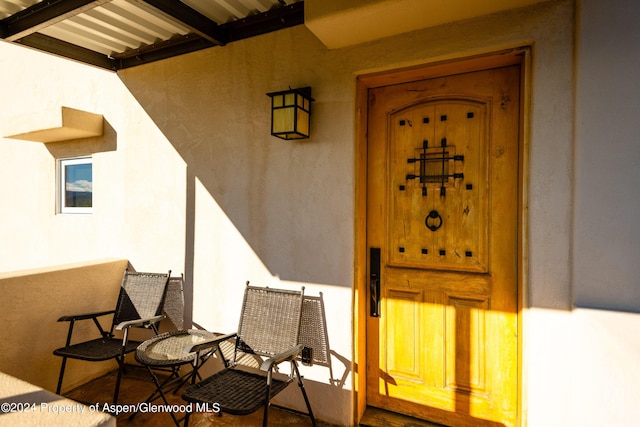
53;268;171;404
181;283;316;427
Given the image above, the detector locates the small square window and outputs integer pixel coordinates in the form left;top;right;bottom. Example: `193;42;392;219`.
58;157;92;214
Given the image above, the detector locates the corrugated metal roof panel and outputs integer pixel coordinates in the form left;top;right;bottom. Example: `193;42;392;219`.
39;0;191;56
0;0;305;69
0;0;40;19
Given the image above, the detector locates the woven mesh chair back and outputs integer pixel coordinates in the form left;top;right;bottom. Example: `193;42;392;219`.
298;294;331;367
236;286;303;357
163;275;185;330
113;270;170;326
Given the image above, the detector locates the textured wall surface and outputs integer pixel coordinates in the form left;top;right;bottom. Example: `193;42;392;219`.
2;0;639;425
0;259;128;392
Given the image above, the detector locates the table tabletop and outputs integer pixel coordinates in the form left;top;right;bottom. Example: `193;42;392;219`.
135;330;219;366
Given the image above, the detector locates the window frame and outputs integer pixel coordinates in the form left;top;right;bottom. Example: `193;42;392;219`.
57;156;93;214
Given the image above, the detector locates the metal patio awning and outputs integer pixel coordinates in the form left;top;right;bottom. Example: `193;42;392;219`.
0;0;303;71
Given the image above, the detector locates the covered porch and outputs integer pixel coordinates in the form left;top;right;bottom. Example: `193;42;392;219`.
2;0;640;426
0;259;346;425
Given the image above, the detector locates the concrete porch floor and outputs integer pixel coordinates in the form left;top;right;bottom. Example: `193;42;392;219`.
65;367;331;427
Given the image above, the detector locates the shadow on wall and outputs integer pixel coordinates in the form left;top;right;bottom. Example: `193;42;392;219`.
116;37;352;290
44;119;118;158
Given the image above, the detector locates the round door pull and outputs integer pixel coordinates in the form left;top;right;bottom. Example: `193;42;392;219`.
425;210;443;231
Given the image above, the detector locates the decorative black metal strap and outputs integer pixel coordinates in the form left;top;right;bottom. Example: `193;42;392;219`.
406;137;464;197
406;173;464;180
406;140;429;196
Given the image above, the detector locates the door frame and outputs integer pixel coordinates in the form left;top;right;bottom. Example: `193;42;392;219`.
353;47;531;426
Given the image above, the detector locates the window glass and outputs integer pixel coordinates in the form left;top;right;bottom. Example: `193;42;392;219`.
59;157;92;213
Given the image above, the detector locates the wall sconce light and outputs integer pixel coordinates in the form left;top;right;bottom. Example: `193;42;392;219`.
267;87;314;140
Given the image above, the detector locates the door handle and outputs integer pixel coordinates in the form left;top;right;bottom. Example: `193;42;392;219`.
370;247;381;317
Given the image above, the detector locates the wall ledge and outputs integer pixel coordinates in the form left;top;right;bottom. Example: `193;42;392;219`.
3;106;103;143
0;258;128;280
305;0;551;49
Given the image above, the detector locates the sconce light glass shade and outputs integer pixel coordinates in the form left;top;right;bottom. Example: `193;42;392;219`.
267;87;313;140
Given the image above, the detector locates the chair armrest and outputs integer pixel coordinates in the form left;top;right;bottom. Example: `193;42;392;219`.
260;344;304;372
57;310;116;322
115;315;165;330
184;332;237;354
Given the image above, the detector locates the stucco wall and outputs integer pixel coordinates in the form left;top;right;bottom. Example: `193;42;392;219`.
114;1;575;425
574;0;640;311
0;259;128;392
2;0;639;425
567;0;640;425
0;40;187;276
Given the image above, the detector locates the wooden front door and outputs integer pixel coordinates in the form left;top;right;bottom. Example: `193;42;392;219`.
365;64;520;427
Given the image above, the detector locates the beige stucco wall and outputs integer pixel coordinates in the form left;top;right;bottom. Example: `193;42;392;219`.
0;1;570;425
0;259;128;391
118;2;575;425
566;0;640;425
0;41;187;276
1;0;640;425
305;0;547;48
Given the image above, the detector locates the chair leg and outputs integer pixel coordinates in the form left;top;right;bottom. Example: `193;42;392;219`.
113;357;125;404
297;380;317;427
113;332;131;404
56;357;68;394
293;362;316;427
263;380;273;427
